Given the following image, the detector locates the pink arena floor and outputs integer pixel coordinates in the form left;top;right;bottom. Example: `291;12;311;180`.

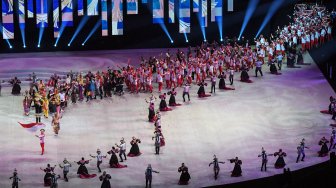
0;49;335;188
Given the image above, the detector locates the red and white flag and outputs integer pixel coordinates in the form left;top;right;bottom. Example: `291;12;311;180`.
18;122;46;132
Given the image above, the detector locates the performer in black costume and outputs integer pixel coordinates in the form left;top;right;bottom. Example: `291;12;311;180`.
168;88;180;106
40;164;56;186
268;58;280;74
197;80;210;97
178;163;191;185
240;65;250;82
10;77;21;95
75;157;91;176
218;72;226;89
146;95;157;122
229;157;242;177
99;171;111;188
274;149;287;168
318;137;329;157
128;137;142;157
107;147;127;168
159;93;171;111
9;169;21;188
208;155;225;180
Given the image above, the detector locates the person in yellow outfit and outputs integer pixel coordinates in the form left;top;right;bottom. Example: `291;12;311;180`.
54;90;61;117
42;95;49;118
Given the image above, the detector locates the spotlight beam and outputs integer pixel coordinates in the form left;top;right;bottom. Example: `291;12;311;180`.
255;0;284;38
68;16;90;46
19;24;26;48
5;39;13;49
183;33;189;43
54;23;69;47
38;26;45;47
159;23;174;43
82;20;102;45
196;12;206;42
239;0;260;40
216;17;223;42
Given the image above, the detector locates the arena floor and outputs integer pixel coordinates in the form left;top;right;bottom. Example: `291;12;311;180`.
0;49;334;188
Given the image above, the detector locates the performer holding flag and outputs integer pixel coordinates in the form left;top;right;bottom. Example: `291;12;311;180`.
35;129;45;155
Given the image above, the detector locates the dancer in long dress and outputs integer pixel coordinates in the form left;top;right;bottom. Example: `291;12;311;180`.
10;77;21;95
40;164;56;186
159;93;172;111
269;58;281;75
148;102;156;122
218;72;235;90
23;95;31;116
240;65;252;83
107;147;127;168
178;163;191;185
168;88;181;106
127;137;142;157
59;158;71;182
146;95;157;122
99;171;111;188
75;157;96;179
9;169;21;188
90;149;107;173
229;157;242;177
145;164;159;188
274;149;287;168
208;155;225;180
218;72;226;89
197;80;211;98
318;137;329;157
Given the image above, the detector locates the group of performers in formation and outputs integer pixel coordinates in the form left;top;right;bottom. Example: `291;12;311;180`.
28;136;140;187
4;2;336;188
10;128;336;187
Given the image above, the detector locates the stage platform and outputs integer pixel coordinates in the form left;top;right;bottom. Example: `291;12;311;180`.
0;49;334;188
